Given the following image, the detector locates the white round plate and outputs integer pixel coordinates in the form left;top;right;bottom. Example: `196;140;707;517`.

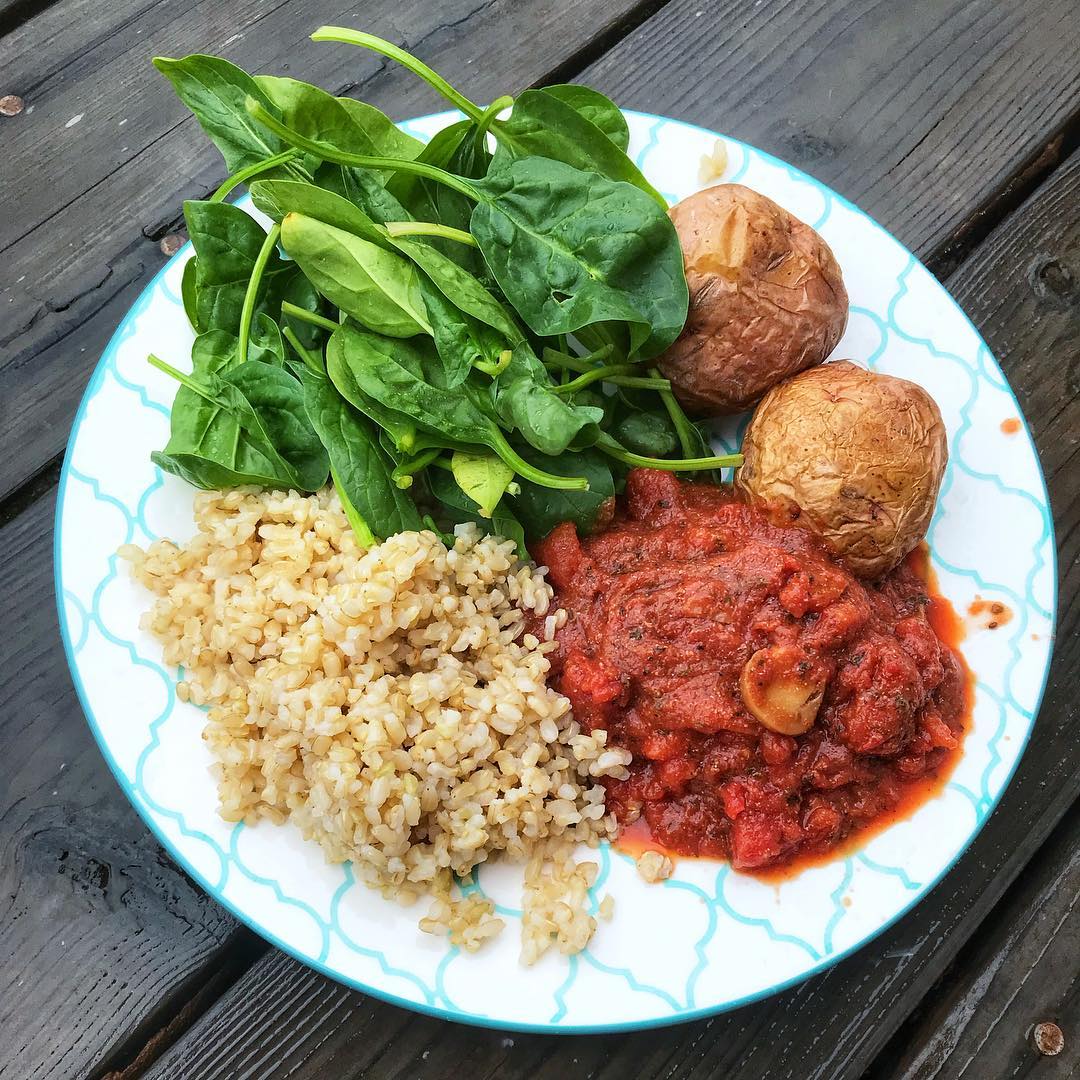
55;111;1057;1031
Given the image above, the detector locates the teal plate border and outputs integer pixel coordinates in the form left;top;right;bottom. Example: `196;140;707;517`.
55;111;1058;1032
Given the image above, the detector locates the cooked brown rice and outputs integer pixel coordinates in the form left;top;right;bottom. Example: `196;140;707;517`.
121;487;631;961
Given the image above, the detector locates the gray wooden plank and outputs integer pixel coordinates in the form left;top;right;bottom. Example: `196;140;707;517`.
0;489;254;1080
3;0;1080;503
0;0;661;504
868;804;1079;1080
138;142;1080;1080
577;0;1080;263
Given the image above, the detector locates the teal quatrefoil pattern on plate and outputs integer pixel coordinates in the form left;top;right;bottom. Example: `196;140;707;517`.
55;111;1057;1032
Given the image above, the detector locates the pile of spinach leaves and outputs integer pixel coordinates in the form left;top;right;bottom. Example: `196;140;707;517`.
151;26;741;551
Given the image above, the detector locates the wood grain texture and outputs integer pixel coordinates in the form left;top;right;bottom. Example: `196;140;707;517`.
868;803;1079;1080
0;490;251;1080
0;0;657;503
138;145;1080;1080
577;0;1080;262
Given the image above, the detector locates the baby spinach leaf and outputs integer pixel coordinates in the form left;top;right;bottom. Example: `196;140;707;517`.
389;235;522;342
491;89;662;206
490;342;604;455
151;355;327;491
509;447;617;538
254;76;422;170
419;276;504;389
189;315;284;372
184;200;289;334
427;467;527;557
180;257;202;333
611;409;679;458
470;157;687;361
154;55;286;172
385;120;472;220
250;179;392;249
279;213;430;337
539;85;629;151
320;162;414;224
325;325;422;452
218;362;330;490
300;367;422;539
333;324;588;491
450;450;514;518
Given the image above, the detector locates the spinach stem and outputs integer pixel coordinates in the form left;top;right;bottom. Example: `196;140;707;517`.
474;95;513;153
551;364;670;395
282;326;325;374
237;223;281;367
331;465;376;546
210;149;303;202
311;27;485;122
651;366;698;459
542;345;614;374
487;429;589;491
246;97;483;200
596;434;742;472
147;354;217;403
281;301;340;332
383;221;478;246
391;448;441;489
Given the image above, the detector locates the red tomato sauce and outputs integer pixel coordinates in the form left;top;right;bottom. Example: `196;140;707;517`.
534;469;972;877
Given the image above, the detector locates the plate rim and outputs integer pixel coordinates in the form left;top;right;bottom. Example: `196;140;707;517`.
53;109;1059;1033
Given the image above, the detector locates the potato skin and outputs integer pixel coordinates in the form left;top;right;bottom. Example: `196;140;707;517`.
659;184;848;414
734;361;948;579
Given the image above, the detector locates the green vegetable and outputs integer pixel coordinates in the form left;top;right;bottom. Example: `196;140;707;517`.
154;55;293;174
419;276;504;388
300;366;422;540
612;410;679;458
427;467;528;557
509;448;617;537
184;200;290;334
470;156;687;360
254;75;423;172
539;85;629;151
326;324;421;452
250;179;392;248
334;325;589;491
450;450;515;518
490;89;663;206
153;28;703;547
244;103;687;361
279;213;431;337
492;343;605;456
180;257;201;332
150;354;329;490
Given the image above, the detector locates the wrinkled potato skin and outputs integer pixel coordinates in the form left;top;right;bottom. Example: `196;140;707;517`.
660;184;848;414
735;361;948;579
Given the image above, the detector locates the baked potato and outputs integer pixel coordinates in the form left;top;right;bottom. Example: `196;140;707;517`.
734;361;948;578
659;184;848;414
